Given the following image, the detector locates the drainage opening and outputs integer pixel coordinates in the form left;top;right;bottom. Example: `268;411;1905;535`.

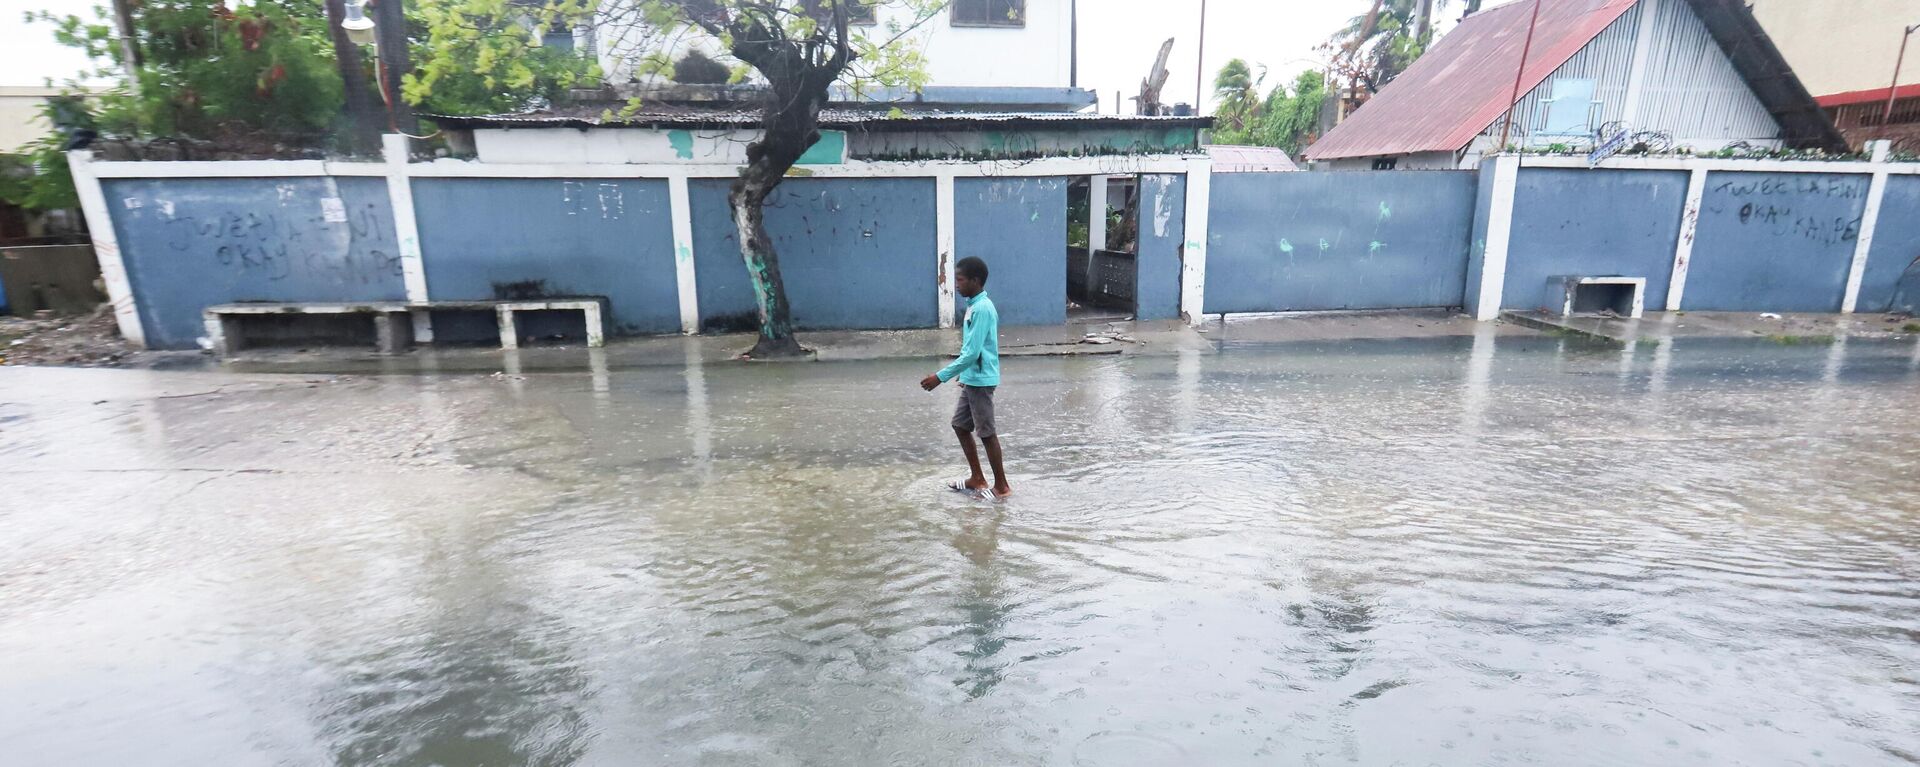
1571;282;1636;316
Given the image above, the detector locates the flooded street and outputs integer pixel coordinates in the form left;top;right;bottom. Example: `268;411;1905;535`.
3;334;1918;766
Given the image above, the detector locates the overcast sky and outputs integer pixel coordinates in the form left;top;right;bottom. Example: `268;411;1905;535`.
0;0;1481;110
2;0;101;88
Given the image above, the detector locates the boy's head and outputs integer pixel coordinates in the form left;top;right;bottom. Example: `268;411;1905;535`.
955;257;989;298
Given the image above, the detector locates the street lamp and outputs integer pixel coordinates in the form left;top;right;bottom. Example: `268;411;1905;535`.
341;1;376;46
1885;22;1920;126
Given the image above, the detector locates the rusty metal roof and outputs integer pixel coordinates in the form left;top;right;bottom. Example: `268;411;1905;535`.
427;105;1211;133
1306;0;1842;161
1818;84;1920;108
1307;0;1638;161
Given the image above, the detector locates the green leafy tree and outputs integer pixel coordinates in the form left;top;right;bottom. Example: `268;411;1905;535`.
448;0;940;357
0;102;86;213
8;0;602;214
1253;70;1328;155
31;1;344;142
1206;63;1325;155
406;1;603;116
8;2;341;212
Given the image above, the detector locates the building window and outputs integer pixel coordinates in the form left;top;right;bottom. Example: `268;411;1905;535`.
952;0;1024;28
1371;157;1398;170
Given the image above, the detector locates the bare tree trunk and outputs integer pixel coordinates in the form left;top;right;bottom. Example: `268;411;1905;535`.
729;183;801;356
373;0;417;135
727;70;832;358
707;1;856;358
325;0;383;155
1415;0;1433;41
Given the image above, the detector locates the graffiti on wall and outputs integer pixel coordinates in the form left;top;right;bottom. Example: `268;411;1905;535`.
1704;176;1866;246
561;181;626;220
153;192;399;286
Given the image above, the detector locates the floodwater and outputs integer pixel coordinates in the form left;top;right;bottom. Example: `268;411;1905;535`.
3;333;1919;766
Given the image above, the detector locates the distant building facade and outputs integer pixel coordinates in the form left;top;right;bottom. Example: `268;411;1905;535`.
1748;0;1920;151
1306;0;1841;170
575;0;1093;112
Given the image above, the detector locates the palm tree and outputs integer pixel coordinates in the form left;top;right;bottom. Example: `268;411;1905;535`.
1211;58;1264;133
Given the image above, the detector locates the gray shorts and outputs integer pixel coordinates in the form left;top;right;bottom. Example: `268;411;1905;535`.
951;384;998;438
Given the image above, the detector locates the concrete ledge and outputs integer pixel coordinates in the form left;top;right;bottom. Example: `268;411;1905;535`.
1499;311;1626;344
205;298;609;354
1501;310;1920;344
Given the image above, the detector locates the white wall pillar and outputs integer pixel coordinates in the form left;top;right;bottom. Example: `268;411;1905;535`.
1473;155;1521;321
1843;141;1893;313
1089;175;1109;251
1179;156;1213;325
936;172;957;329
1666;166;1708;311
66;150;146;347
668;174;700;333
382;134;432;340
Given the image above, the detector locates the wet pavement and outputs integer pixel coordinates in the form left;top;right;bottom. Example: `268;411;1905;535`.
3;332;1919;765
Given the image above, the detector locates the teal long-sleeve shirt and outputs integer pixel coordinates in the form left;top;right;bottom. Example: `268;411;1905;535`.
937;292;1000;386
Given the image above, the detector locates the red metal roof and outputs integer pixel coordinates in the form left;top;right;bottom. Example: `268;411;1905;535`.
1816;83;1920;108
1306;0;1639;161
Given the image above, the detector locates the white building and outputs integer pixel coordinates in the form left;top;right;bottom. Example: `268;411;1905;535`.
578;0;1094;111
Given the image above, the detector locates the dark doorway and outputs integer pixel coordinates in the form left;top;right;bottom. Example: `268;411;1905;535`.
1066;175;1138;323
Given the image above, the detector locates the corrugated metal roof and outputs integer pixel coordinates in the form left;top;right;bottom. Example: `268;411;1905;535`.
1307;0;1639;161
427;105;1212;132
1306;0;1843;160
1205;145;1300;172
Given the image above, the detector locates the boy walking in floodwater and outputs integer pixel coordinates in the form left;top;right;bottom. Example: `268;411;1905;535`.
922;257;1011;498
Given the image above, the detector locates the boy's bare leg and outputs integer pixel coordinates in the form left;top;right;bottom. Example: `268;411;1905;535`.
982;436;1012;497
955;427;988;490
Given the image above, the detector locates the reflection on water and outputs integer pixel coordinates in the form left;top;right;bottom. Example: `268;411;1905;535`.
2;336;1919;765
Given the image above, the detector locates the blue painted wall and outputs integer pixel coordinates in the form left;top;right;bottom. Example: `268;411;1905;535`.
102;177;402;349
1463;161;1497;313
1135;174;1185;320
1204;171;1476;314
954;177;1067;326
1683;172;1868;312
412;178;679;334
1502;168;1688;311
690;178;937;331
1858;175;1920;313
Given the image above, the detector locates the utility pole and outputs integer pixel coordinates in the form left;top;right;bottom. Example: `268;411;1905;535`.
1884;23;1920;127
1497;0;1542;151
1070;0;1078;89
108;0;142;98
1194;0;1208;113
372;0;417;135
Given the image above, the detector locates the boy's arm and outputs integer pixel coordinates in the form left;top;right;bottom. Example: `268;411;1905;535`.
935;318;986;383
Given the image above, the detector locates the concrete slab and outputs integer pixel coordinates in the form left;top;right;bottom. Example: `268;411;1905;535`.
1502;310;1920;345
